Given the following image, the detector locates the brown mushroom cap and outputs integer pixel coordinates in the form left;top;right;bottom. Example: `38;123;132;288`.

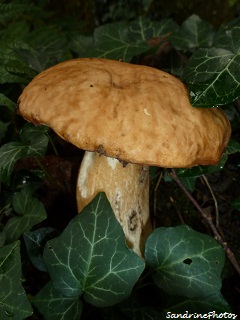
18;58;231;168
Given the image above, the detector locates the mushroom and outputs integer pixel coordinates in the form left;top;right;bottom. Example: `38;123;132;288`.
17;58;231;257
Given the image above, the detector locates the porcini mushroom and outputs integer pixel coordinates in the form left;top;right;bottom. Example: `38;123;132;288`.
17;58;231;257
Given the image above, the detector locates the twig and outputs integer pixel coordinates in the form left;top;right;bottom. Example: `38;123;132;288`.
170;169;240;276
168;194;185;224
201;175;220;229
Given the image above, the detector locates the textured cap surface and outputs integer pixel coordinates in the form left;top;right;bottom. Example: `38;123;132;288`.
18;58;231;168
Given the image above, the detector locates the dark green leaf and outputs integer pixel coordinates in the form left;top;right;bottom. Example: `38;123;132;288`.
170;15;214;51
9;40;43;73
0;123;48;184
0;2;34;24
66;33;94;58
85;17;177;62
0;141;28;184
179;176;197;192
0;39;35;84
23;26;72;70
19;123;49;154
43;192;145;307
183;27;240;107
32;282;82;320
127;17;177;42
145;225;225;298
226;139;240;154
4;184;47;243
86;20;149;61
213;25;240;52
0;21;30;41
0;241;33;319
175;153;228;177
24;227;56;272
0;93;15;111
121;299;161;320
0;68;28;84
164;292;231;313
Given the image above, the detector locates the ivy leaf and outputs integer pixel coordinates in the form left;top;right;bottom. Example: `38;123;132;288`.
127;17;177;42
0;93;15;111
86;20;149;61
24;227;56;272
178;176;197;192
23;26;72;70
0;123;48;184
175;153;228;178
183;27;240;107
32;282;82;320
68;33;94;57
145;225;225;298
9;40;44;74
3;184;47;243
43;192;145;307
0;141;29;184
20;122;49;154
0;241;33;319
120;299;161;320
226;139;240;154
170;15;214;51
164;292;231;313
213;24;240;51
84;17;177;62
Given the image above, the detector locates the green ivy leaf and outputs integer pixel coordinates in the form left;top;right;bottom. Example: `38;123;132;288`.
85;20;149;61
32;282;82;320
164;292;231;313
226;139;240;154
0;123;48;184
84;17;177;61
175;153;228;178
145;225;225;298
22;26;72;71
127;17;177;42
24;227;55;272
0;241;33;319
183;27;240;107
120;299;161;320
0;141;29;184
179;176;197;192
0;93;15;111
213;24;240;51
67;33;94;58
43;192;145;307
19;123;49;153
3;184;47;243
170;15;214;51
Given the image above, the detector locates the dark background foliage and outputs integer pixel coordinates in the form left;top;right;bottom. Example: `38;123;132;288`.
1;0;240;319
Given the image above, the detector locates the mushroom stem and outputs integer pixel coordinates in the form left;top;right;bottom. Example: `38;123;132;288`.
76;151;152;257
